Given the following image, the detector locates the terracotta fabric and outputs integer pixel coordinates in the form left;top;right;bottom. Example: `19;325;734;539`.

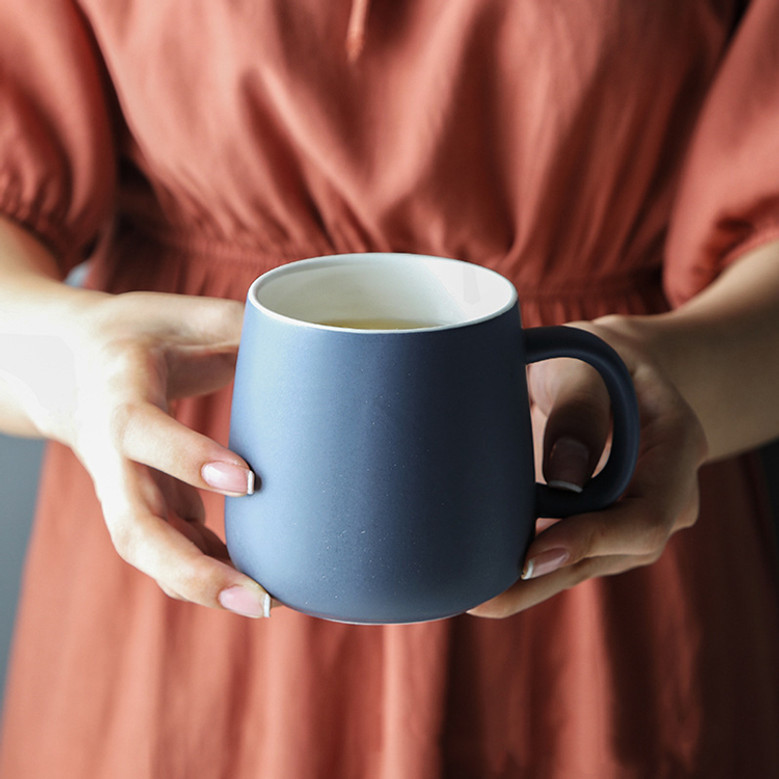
2;1;779;776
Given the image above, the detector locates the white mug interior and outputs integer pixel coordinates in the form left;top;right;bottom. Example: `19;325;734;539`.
249;253;517;331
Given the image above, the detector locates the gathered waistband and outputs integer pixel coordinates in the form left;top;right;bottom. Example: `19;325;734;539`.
94;217;668;319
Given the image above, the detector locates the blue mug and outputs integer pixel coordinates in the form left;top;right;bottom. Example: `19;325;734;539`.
226;254;639;624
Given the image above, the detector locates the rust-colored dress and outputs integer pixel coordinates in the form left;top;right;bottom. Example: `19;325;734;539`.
2;1;779;776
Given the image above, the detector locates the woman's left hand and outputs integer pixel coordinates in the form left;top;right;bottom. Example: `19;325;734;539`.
468;317;708;618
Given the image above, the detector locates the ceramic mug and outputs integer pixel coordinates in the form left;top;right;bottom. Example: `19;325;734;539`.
226;254;639;624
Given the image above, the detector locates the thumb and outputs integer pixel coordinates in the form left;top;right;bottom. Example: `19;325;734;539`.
529;356;612;492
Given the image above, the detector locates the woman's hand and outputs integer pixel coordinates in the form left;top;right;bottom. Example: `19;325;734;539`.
470;239;779;619
469;317;708;618
1;262;271;617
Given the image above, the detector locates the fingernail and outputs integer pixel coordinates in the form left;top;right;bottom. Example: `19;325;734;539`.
202;462;255;496
218;586;271;618
547;437;590;492
521;547;570;580
547;480;584;494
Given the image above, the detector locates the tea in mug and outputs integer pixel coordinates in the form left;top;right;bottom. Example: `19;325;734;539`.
318;318;442;330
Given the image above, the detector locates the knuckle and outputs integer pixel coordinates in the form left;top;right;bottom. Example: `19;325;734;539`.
569;558;596;587
630;548;665;571
107;399;145;450
107;521;139;565
678;498;700;530
469;594;516;620
494;599;520;620
162;557;219;608
592;314;622;332
556;379;609;422
199;299;244;336
683;507;700;529
644;547;665;566
578;517;611;558
101;338;165;397
639;518;672;555
218;299;244;323
158;582;186;601
107;518;217;607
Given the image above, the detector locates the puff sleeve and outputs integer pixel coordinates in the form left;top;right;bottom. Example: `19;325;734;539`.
664;0;779;307
0;1;116;274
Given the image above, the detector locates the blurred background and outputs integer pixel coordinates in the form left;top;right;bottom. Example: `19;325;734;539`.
2;434;778;707
1;435;43;705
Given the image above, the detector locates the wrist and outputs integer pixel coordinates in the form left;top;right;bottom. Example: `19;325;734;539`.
587;313;683;383
581;311;710;450
0;263;110;440
589;289;779;461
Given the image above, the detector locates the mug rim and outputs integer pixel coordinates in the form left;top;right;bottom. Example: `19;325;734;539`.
246;252;518;333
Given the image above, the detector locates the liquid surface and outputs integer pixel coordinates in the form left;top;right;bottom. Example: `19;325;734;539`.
318;318;443;330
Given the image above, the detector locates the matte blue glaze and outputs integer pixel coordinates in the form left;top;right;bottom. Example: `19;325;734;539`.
226;255;639;624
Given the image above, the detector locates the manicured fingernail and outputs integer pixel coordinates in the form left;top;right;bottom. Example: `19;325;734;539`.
218;586;271;618
547;437;590;492
521;548;570;580
202;462;255;496
547;479;584;494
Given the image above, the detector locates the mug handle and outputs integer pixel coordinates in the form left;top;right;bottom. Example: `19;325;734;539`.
524;326;640;518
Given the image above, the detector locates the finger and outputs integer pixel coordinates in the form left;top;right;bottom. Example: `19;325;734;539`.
171;295;244;345
146;470;231;560
535;358;705;559
529;357;611;491
95;457;270;617
111;401;255;496
165;344;239;399
468;551;658;619
167;513;232;561
522;446;699;575
127;516;268;615
114;293;244;347
522;488;697;578
151;469;206;523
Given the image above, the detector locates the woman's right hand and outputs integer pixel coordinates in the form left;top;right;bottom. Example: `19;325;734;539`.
0;239;271;618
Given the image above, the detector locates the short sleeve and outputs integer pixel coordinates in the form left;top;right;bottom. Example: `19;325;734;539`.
664;0;779;307
0;1;116;275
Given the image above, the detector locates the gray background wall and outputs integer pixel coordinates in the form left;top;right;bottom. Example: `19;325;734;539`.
1;435;778;710
0;434;43;704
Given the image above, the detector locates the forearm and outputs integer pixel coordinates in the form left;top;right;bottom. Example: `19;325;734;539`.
0;216;105;437
607;239;779;461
